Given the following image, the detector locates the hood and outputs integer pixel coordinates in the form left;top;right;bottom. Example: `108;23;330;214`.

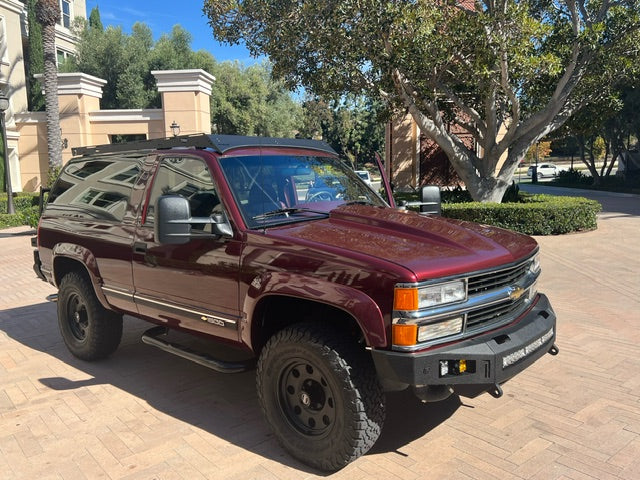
267;204;538;282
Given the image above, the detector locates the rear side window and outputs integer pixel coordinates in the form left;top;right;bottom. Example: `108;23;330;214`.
47;155;143;221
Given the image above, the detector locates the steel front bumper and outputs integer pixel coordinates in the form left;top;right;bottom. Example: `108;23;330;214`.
371;294;557;392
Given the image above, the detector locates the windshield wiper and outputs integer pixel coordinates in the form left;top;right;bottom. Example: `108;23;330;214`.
253;207;329;220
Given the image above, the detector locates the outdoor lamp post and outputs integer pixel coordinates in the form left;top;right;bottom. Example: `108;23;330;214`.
170;121;180;137
0;92;15;215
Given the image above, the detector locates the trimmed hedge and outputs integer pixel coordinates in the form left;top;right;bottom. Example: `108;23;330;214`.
0;193;40;229
442;194;601;235
1;191;602;235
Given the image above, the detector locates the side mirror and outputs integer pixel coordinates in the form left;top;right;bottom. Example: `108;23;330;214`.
156;195;191;244
155;195;233;244
419;185;441;215
210;212;234;237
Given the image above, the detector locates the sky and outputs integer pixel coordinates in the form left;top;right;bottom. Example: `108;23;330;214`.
84;1;259;65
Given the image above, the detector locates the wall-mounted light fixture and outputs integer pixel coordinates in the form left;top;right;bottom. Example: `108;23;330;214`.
170;121;180;137
60;129;68;149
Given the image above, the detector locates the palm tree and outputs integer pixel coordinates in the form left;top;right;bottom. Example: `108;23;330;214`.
35;0;62;176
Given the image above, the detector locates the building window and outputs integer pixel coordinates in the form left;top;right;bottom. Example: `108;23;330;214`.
56;49;74;67
60;0;71;29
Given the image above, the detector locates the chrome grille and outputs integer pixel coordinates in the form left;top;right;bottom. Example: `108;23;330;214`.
466;296;528;331
392;255;539;352
468;262;530;296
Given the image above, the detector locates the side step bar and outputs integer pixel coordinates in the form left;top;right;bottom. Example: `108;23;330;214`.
141;326;255;374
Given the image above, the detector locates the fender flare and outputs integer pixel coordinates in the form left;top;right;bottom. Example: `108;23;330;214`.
242;271;388;349
51;243;110;309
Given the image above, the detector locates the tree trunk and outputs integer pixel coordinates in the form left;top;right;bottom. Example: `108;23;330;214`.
36;0;62;177
41;21;62;171
586;140;602;187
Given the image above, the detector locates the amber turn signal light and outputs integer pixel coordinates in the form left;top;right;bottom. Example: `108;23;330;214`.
394;287;418;311
392;324;418;346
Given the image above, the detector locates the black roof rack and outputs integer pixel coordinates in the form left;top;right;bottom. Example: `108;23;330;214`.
71;134;337;157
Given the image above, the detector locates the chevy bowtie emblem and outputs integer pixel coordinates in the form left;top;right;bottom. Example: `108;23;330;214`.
508;286;526;301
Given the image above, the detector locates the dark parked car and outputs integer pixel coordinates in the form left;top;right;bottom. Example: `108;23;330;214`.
33;134;557;471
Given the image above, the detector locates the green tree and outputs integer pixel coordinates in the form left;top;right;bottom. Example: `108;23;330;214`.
25;0;44;111
88;5;103;31
68;20;155;109
564;77;640;184
68;20;301;138
210;61;301;137
300;96;385;168
204;0;640;202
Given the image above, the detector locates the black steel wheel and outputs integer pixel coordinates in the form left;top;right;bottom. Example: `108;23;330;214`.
57;271;123;360
257;323;385;471
278;357;338;438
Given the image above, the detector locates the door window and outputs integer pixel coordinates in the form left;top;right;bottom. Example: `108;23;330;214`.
146;156;221;233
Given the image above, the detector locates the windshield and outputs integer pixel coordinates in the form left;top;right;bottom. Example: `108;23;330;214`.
219;154;386;228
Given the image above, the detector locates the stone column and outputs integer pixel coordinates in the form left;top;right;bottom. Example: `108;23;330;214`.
152;69;215;138
19;72;106;189
57;73;107;162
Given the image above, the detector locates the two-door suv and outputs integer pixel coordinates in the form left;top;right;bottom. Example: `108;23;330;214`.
33;134;557;471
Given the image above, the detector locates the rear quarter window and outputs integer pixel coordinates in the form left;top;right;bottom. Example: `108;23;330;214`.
47;155;143;222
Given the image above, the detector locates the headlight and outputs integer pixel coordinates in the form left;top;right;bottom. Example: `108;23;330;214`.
418;280;466;308
394;280;466;311
529;254;541;275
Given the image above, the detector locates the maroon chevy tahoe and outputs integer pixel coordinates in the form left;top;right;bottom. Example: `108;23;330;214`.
33;134;557;470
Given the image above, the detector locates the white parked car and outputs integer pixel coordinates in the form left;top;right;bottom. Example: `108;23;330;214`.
527;162;565;178
354;170;373;185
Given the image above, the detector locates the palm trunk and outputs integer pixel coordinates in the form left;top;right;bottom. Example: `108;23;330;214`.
42;21;62;171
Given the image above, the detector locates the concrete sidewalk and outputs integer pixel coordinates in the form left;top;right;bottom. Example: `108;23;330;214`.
0;189;639;479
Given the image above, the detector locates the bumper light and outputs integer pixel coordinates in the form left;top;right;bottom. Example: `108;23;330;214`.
439;359;473;377
418;316;463;342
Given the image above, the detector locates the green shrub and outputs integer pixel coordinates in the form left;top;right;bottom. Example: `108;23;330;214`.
555;169;592;186
0;213;27;228
0;193;40;229
20;205;41;228
0;192;39;211
443;194;601;235
441;187;473;204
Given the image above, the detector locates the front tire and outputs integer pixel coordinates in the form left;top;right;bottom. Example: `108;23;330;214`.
57;271;123;360
257;323;385;471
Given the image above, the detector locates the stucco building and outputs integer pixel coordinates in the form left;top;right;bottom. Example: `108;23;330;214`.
1;0;87;192
1;1;215;193
16;69;215;191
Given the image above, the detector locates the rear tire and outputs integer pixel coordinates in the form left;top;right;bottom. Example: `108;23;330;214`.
257;323;385;471
57;271;123;360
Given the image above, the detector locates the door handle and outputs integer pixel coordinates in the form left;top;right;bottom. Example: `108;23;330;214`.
134;242;147;254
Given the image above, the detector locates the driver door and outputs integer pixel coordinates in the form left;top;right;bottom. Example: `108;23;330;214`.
132;154;242;341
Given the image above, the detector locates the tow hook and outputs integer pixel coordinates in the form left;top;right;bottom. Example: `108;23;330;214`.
548;344;559;356
488;384;503;399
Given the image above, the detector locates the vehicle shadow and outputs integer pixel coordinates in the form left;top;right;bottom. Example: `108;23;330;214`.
0;302;460;474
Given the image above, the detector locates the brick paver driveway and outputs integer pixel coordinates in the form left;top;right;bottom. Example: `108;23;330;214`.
1;188;639;479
